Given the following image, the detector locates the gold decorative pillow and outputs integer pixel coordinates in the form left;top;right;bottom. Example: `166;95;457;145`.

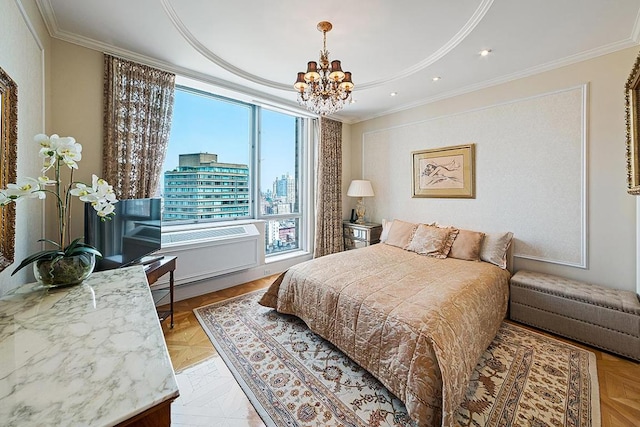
449;229;485;261
405;224;459;258
384;220;418;248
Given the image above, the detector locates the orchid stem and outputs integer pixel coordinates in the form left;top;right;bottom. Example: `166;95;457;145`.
55;158;64;249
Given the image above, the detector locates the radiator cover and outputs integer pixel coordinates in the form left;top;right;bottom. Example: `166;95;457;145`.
157;224;261;286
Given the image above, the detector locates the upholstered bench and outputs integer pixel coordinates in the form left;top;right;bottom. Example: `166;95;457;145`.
509;270;640;361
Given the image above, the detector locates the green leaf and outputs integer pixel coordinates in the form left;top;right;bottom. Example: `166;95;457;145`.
63;237;102;258
65;245;102;258
37;238;62;249
11;249;64;276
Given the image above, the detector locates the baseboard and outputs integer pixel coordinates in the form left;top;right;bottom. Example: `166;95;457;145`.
154;251;312;303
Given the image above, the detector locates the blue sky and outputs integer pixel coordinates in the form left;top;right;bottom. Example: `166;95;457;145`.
164;89;297;191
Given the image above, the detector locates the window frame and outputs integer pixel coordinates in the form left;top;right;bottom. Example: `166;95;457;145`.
163;84;313;257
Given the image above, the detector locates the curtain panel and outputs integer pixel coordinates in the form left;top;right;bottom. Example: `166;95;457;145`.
103;54;175;199
314;117;343;257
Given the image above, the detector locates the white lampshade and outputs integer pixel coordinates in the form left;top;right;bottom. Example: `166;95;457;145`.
347;180;374;197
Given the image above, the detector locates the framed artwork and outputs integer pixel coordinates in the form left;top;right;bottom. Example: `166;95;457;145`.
412;143;475;198
0;66;18;272
625;49;640;194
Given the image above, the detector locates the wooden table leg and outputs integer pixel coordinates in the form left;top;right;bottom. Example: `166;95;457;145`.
169;270;174;328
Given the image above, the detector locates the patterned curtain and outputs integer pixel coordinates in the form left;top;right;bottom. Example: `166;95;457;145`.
314;117;343;257
103;54;175;199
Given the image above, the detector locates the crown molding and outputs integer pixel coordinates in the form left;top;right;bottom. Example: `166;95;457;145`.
42;24;310;115
15;0;44;50
632;6;640;43
35;0;58;39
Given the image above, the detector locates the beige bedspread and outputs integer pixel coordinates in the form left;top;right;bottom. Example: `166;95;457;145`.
259;243;510;427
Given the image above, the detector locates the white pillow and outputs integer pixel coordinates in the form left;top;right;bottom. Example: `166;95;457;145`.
380;218;392;243
480;231;514;269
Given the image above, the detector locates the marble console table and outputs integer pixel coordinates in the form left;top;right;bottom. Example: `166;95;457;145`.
0;266;179;426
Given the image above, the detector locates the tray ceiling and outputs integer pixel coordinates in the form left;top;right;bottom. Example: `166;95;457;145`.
37;0;640;122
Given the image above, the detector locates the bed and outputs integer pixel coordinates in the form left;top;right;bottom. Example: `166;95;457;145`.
259;237;511;426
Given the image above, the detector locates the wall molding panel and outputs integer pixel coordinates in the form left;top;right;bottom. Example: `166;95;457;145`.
362;85;587;268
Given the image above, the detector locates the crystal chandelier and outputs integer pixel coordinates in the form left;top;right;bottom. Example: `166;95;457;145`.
294;21;354;116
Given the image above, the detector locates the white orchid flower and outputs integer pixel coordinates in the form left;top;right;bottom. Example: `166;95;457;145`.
5;177;45;201
37;135;57;172
93;199;116;218
37;176;57;186
54;136;82;169
35;133;52;149
91;175;117;201
40;158;54;173
36;134;84;171
71;176;117;217
70;182;93;200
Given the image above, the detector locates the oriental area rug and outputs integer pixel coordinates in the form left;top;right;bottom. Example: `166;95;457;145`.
194;291;600;427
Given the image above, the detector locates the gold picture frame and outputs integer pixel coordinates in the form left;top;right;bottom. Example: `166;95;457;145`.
0;66;18;272
412;144;475;198
626;50;640;195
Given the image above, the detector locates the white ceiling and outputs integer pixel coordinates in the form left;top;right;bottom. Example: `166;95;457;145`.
36;0;640;123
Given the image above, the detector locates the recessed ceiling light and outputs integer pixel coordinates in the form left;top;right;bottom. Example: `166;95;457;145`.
432;76;441;81
390;92;397;97
480;49;492;56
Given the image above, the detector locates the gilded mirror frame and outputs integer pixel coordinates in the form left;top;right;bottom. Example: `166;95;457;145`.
0;66;18;272
625;50;640;194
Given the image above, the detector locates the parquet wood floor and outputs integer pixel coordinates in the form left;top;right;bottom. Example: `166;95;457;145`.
160;276;640;426
160;275;277;371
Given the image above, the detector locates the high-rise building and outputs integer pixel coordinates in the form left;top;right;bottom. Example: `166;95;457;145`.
272;173;296;207
163;153;249;221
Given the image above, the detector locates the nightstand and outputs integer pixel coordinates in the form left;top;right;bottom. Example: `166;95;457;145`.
343;221;382;250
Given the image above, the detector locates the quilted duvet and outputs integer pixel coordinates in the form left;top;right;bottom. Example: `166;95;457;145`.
259;243;510;426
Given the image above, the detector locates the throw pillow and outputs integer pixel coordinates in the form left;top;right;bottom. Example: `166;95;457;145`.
380;218;392;243
449;229;485;261
384;220;418;248
405;224;459;258
480;231;514;269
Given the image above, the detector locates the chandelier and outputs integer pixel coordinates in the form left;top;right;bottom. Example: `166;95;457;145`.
294;21;354;116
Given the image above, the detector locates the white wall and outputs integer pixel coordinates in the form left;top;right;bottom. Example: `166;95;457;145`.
0;0;49;295
350;47;639;292
47;39;104;243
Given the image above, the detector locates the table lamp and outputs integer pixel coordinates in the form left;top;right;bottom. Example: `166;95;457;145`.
347;180;374;224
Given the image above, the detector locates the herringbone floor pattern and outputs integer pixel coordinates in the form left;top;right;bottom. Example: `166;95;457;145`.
160;275;640;426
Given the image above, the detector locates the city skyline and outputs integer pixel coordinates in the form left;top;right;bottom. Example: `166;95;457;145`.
161;88;302;255
164;89;297;188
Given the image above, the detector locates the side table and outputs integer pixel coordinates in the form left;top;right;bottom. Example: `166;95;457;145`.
144;256;176;328
343;221;382;250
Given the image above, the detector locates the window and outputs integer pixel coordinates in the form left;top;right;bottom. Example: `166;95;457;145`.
259;109;301;255
162;86;310;256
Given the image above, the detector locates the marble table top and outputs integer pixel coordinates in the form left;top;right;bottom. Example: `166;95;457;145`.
0;266;179;426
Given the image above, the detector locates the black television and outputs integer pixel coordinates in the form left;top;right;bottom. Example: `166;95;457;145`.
84;198;162;271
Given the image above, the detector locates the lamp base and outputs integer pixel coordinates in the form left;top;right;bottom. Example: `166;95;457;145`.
355;199;366;224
